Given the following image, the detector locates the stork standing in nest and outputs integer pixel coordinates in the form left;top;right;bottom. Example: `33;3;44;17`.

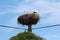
17;10;40;32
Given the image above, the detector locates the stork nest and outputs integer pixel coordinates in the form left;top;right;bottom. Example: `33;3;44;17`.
17;13;40;25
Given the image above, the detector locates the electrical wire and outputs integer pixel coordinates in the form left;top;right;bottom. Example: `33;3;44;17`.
0;24;60;30
32;24;60;30
0;25;26;30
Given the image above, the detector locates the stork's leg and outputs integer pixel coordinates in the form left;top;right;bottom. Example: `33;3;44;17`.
28;25;32;32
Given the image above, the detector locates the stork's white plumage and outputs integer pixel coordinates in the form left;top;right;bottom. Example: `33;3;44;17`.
32;10;39;18
34;10;39;13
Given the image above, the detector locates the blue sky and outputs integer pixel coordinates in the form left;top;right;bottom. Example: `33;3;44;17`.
0;0;60;40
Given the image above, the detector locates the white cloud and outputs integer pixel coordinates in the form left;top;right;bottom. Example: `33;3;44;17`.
41;5;60;24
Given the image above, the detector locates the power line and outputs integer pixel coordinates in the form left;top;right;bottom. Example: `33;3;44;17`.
0;25;26;30
32;24;60;30
0;24;60;30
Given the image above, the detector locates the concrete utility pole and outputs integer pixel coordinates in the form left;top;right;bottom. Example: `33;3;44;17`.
28;25;32;32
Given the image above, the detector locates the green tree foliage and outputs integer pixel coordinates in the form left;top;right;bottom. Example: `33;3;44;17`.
9;32;45;40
